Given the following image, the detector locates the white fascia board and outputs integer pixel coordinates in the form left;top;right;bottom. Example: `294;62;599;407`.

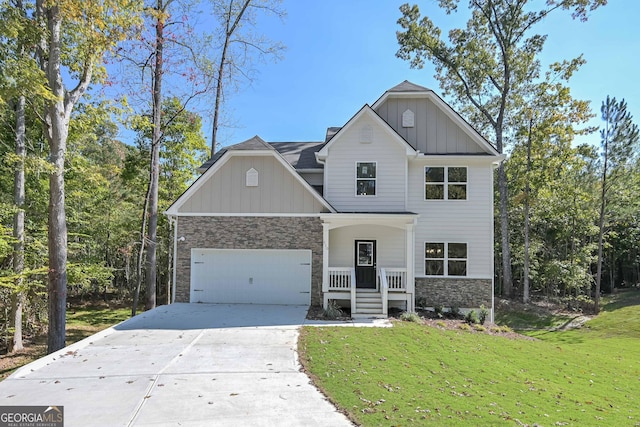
296;168;324;173
320;212;419;230
373;90;500;156
316;105;416;160
411;154;505;165
165;212;325;217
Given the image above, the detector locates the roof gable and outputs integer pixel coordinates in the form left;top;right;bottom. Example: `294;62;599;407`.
316;105;417;161
167;145;335;216
372;82;500;156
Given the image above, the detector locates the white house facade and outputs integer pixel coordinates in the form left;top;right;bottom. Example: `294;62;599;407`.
165;81;504;318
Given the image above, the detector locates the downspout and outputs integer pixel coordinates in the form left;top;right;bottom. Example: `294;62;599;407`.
170;216;178;304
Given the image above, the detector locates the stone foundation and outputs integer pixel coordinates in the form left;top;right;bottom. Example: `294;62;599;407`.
415;277;492;309
175;216;323;306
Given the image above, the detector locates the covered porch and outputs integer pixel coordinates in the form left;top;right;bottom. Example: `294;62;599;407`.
320;213;418;318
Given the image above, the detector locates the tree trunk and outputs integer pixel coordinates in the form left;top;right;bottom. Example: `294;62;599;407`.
10;95;26;353
145;0;164;311
523;119;532;304
595;118;609;313
210;0;252;156
44;4;69;354
133;179;151;316
497;163;513;297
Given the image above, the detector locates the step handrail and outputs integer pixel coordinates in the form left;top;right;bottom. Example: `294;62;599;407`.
379;267;388;316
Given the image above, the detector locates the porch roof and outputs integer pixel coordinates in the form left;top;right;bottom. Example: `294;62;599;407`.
320;212;418;229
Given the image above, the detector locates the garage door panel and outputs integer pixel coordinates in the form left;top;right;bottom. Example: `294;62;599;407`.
190;249;311;305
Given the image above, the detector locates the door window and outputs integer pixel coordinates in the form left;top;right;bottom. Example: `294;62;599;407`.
357;241;374;266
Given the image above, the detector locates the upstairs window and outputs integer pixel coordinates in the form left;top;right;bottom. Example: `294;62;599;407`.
425;166;467;200
425;242;467;276
356;162;376;196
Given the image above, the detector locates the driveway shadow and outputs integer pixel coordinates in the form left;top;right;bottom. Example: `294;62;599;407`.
114;303;309;331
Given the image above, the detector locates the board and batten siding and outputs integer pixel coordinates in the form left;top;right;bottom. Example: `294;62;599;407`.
407;159;494;278
323;116;407;212
178;155;327;214
328;225;406;268
375;97;484;154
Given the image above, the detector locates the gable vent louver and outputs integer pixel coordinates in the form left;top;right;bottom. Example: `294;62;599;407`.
402;109;415;128
360;125;373;144
246;168;258;187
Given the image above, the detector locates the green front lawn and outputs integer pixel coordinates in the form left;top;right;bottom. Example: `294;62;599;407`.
299;291;640;426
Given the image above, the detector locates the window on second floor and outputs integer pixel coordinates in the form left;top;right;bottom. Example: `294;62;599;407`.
425;166;467;200
356;162;376;196
425;242;467;276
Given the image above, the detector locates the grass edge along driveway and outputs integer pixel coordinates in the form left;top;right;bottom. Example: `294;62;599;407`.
299;292;640;426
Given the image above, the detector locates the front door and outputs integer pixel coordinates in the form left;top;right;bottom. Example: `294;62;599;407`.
355;240;376;289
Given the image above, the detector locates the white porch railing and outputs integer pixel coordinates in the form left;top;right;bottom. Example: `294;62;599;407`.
328;267;352;290
379;268;389;316
328;267;407;291
326;267;408;316
384;268;406;291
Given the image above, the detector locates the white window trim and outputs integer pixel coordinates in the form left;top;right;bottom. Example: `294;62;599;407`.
424;166;468;201
355;161;377;197
424;241;468;277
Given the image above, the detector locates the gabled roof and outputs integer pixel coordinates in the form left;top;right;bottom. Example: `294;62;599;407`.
166;138;336;216
372;81;500;157
198;136;273;172
315;104;417;161
199;138;325;172
387;80;430;92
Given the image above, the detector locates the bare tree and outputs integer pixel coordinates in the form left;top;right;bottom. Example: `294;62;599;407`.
209;0;285;155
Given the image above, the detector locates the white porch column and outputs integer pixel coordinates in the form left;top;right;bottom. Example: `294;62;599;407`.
405;222;416;312
322;222;330;309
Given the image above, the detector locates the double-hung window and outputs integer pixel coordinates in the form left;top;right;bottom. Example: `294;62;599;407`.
356;162;376;196
425;166;467;200
425;242;467;276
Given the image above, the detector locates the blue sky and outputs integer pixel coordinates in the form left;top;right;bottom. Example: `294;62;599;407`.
206;0;637;150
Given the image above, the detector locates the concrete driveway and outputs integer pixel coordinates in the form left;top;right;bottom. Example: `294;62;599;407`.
0;304;353;426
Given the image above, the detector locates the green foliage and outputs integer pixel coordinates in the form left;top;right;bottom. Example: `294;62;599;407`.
464;310;478;325
478;305;489;325
447;306;461;319
322;300;343;320
399;311;421;323
299;290;640;426
433;304;444;318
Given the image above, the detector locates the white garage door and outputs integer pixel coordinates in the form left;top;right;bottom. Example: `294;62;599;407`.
190;249;312;305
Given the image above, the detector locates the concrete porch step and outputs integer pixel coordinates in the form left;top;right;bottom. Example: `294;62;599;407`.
352;313;387;319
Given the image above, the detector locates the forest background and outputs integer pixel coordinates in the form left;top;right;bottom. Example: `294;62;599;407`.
0;0;638;355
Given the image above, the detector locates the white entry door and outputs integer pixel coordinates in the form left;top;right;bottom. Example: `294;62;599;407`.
190;249;312;305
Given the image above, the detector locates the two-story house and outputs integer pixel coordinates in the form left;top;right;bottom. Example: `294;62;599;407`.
165;81;504;319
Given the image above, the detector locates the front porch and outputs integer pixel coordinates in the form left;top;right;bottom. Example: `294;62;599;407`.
324;267;413;318
320;213;418;318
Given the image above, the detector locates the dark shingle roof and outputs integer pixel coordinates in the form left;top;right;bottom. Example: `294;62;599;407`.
198;135;275;171
388;80;430;92
325;127;341;143
226;135;274;151
198;138;325;172
269;142;324;169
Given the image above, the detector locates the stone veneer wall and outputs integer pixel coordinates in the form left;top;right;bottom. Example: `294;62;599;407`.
175;216;323;306
415;278;492;309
